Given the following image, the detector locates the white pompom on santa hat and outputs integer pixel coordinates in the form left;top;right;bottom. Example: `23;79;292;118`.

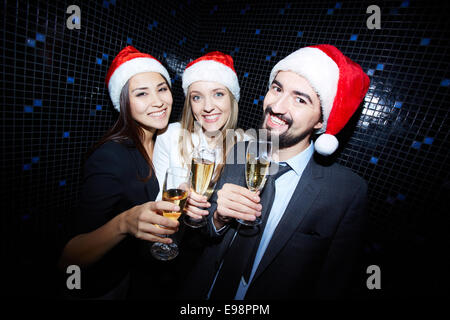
269;44;370;156
182;51;240;101
105;46;171;112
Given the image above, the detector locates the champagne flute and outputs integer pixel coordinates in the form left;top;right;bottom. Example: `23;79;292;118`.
237;139;272;226
151;167;191;261
184;147;217;228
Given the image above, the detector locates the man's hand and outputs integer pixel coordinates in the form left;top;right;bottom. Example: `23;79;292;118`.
213;183;262;229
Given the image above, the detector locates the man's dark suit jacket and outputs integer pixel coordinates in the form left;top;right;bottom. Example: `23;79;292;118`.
181;142;368;300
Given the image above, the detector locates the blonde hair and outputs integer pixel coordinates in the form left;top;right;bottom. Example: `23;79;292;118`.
178;87;241;179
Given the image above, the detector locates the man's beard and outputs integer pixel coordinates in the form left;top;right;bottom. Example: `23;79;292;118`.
259;106;310;149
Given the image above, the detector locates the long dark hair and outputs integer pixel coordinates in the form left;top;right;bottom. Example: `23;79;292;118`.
88;79;161;182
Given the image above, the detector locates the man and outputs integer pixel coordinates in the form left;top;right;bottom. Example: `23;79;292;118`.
181;44;370;300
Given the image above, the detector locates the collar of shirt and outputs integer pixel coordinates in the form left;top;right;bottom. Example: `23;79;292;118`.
280;141;315;176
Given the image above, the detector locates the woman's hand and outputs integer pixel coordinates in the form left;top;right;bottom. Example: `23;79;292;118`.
184;190;210;219
121;201;180;244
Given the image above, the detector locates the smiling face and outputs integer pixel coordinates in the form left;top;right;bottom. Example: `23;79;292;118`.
128;72;172;131
262;71;323;151
188;81;232;132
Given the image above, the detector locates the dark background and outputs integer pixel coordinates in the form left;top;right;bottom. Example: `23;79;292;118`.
1;0;449;298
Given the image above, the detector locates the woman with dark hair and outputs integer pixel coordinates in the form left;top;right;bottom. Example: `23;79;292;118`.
58;46;178;299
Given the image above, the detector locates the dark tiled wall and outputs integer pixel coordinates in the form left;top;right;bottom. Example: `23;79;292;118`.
1;0;449;297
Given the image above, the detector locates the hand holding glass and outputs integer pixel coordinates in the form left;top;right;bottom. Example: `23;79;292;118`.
151;167;191;261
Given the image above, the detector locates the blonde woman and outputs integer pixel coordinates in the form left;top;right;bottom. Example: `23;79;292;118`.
153;51;251;227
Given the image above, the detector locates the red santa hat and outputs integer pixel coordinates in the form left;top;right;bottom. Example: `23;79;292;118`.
105;46;171;112
269;44;370;156
182;51;240;101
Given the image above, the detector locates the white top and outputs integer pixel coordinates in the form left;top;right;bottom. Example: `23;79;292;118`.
153;122;251;200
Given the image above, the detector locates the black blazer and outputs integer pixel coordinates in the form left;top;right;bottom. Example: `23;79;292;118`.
65;140;160;298
181;142;368;300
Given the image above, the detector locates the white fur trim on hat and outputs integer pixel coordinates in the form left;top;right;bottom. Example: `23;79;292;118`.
182;60;240;102
108;57;171;112
315;133;339;156
268;47;339;134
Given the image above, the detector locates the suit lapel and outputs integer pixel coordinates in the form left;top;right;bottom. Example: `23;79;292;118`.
252;158;323;281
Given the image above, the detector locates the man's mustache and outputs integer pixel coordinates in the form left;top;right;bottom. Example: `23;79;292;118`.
264;106;293;127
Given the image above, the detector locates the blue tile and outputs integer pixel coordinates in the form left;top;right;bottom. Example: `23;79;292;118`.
396;193;406;201
59;180;66;186
411;141;421;149
26;39;36;47
394;101;403;109
90;110;96;116
33;99;42;106
400;0;409;8
67;76;74;84
423;137;434;145
297;31;303;37
240;9;246;14
23;164;31;171
103;0;109;8
376;64;384;71
271;51;277;56
222;27;226;33
253;99;259;105
110;0;116;4
286;3;291;9
205;44;209;49
63;131;70;138
259;95;264;101
370;157;378;164
36;33;45;42
335;2;342;9
390;8;398;15
171;9;176;16
440;79;450;87
163;52;167;58
420;38;430;46
127;37;132;44
32;157;40;163
350;34;358;41
97;58;103;65
244;72;249;78
255;29;260;35
102;53;108;60
153;21;158;27
266;55;271;61
367;69;374;76
279;8;285;15
327;9;334;15
24;106;33;113
96;105;102;111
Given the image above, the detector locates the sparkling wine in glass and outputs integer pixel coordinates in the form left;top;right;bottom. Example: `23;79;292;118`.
151;167;191;261
184;147;217;228
237;139;272;226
